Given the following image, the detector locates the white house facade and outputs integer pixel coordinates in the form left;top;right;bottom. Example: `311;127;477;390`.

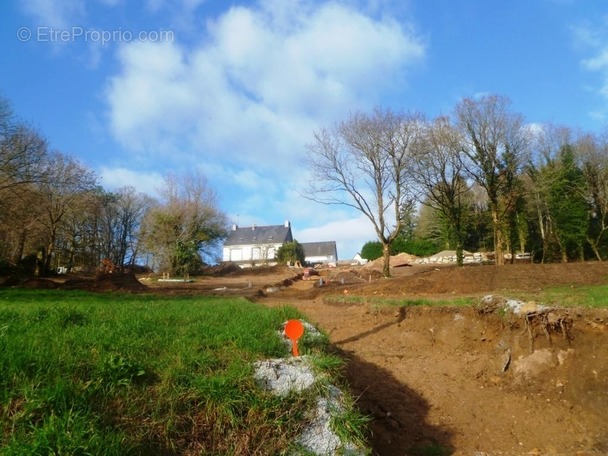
301;241;338;265
222;221;293;265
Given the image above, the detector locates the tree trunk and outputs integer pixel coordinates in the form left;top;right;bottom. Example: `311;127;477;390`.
13;230;27;265
555;234;568;263
536;193;548;264
382;242;391;278
588;237;603;261
491;208;504;265
455;247;463;266
455;236;464;267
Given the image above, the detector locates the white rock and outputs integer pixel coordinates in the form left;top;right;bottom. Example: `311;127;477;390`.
253;357;316;397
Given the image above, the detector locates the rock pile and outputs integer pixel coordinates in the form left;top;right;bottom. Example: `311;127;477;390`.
253;320;367;455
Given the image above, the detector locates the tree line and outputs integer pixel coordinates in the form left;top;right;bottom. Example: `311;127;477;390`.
306;94;608;276
4;92;607;278
0;95;227;277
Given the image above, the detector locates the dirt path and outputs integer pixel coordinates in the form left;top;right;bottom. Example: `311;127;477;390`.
261;263;608;455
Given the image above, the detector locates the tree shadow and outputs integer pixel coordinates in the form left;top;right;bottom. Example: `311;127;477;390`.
333;314;454;455
334;320;399;345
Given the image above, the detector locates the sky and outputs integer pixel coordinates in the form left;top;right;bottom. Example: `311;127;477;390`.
2;0;608;260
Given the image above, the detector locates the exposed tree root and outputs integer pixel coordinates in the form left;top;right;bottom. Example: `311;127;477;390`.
523;309;573;353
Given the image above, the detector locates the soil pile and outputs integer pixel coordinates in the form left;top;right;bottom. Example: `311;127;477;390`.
62;271;148;292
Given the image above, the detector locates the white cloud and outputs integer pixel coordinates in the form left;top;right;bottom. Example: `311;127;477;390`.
105;0;425;173
101;1;424;254
99;166;164;196
296;214;376;260
20;0;85;29
577;19;608;108
582;49;608;71
571;21;603;49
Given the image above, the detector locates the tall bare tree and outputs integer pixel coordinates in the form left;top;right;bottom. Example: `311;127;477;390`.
34;152;98;274
455;94;529;265
413;116;472;265
306;108;421;277
0;123;48;193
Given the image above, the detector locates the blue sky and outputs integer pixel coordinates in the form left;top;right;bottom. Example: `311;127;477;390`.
2;0;608;260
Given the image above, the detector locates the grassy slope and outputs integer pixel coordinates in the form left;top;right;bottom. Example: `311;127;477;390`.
0;289;360;455
323;284;608;309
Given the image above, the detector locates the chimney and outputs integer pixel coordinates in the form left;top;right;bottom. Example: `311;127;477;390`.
252;224;256;230
284;220;290;228
232;224;238;231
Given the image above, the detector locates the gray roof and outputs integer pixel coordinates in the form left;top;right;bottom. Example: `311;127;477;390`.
224;224;293;246
301;241;338;261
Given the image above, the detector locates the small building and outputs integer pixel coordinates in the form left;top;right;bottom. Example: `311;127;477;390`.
301;241;338;265
352;253;368;265
222;221;293;266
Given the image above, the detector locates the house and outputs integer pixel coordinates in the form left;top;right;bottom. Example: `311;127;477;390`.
352;253;368;265
301;241;338;265
222;221;293;266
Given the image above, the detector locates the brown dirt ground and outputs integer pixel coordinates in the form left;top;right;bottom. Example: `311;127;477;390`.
9;262;608;455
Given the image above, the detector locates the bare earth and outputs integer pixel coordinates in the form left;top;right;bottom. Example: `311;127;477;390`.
20;261;608;455
188;262;608;456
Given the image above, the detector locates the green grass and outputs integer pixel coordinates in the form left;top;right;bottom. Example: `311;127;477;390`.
0;289;365;455
524;284;608;308
323;294;474;308
325;283;608;310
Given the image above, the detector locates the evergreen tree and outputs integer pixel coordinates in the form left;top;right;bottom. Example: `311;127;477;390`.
276;240;305;265
548;146;589;262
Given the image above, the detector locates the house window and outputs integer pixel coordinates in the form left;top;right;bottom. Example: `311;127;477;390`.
252;247;261;260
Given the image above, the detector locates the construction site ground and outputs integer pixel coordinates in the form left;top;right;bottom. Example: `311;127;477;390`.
11;260;608;455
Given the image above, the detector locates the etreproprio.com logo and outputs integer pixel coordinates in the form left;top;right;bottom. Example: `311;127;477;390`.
17;26;174;45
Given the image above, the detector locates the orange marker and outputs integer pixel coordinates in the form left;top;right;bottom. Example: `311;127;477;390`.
284;319;305;357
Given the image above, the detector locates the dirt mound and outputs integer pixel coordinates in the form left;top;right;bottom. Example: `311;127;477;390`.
364;252;419;269
201;263;290;277
201;262;242;276
347;261;608;297
63;271;147;292
0;276;62;289
20;278;60;289
328;268;382;285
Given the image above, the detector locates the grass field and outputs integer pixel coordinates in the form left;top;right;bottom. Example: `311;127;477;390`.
0;289;364;455
323;284;608;310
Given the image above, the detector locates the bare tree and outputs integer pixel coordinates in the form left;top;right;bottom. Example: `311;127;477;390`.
113;187;154;267
90;186;154;270
306;108;421;277
0;122;48;193
413;116;472;265
34;152;98;274
0;98;50;270
455;94;529;265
